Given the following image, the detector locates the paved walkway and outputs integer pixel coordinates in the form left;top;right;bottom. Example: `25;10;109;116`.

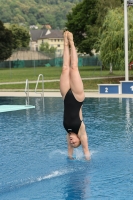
0;91;132;98
0;76;125;85
0;76;132;98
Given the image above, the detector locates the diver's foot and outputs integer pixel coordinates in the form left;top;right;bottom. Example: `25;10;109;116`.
67;31;74;47
64;31;69;46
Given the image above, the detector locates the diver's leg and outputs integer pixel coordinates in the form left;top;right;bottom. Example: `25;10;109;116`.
60;31;70;98
68;32;85;102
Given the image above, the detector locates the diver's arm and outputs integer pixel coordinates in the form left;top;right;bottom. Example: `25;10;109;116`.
81;134;91;160
79;123;91;160
67;134;74;159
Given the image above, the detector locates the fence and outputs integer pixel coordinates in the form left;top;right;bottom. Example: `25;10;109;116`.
0;50;102;69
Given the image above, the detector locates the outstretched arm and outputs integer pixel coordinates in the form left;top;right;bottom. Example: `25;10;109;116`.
67;134;74;159
79;123;91;160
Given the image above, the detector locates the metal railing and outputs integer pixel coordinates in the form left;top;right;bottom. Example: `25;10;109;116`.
35;74;44;97
25;79;29;105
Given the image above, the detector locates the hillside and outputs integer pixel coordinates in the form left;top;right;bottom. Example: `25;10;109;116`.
0;0;82;29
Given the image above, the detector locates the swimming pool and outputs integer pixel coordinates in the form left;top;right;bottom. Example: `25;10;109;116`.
0;97;133;199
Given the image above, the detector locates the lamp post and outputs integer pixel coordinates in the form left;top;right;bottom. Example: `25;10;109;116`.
124;0;128;81
124;0;133;81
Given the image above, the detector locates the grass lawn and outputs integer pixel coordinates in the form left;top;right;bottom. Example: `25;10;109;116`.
0;66;133;90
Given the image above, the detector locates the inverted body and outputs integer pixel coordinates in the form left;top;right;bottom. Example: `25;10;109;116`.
63;89;83;134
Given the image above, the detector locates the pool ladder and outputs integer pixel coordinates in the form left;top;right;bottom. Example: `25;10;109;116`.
25;79;29;105
35;74;44;97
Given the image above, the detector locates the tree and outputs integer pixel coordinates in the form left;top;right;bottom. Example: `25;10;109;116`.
66;0;98;54
66;0;123;54
9;24;30;49
0;0;82;28
96;0;123;27
98;7;133;70
40;42;57;53
0;20;13;61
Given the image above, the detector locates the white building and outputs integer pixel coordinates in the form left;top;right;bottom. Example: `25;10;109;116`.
29;29;64;56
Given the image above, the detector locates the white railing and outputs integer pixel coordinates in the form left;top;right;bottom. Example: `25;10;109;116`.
25;79;29;105
35;74;44;97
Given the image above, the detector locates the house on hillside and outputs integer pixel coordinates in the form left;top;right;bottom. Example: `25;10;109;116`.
29;29;64;56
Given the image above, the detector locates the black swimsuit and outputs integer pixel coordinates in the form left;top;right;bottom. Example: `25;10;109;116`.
63;89;83;134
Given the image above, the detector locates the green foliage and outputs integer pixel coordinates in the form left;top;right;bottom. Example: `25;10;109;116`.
9;24;30;49
66;0;123;54
96;0;123;26
99;7;133;70
66;0;98;54
0;0;82;29
0;20;13;61
40;42;57;53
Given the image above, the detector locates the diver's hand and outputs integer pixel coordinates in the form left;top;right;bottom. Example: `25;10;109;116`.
68;156;74;160
85;152;91;161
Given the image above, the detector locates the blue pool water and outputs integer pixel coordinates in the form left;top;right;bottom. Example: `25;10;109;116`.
0;97;133;200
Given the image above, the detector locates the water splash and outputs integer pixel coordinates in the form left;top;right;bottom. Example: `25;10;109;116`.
74;148;84;160
49;149;67;158
36;170;68;181
0;169;73;195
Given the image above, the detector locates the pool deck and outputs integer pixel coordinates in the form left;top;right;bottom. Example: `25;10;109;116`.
0;76;133;98
0;90;133;98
